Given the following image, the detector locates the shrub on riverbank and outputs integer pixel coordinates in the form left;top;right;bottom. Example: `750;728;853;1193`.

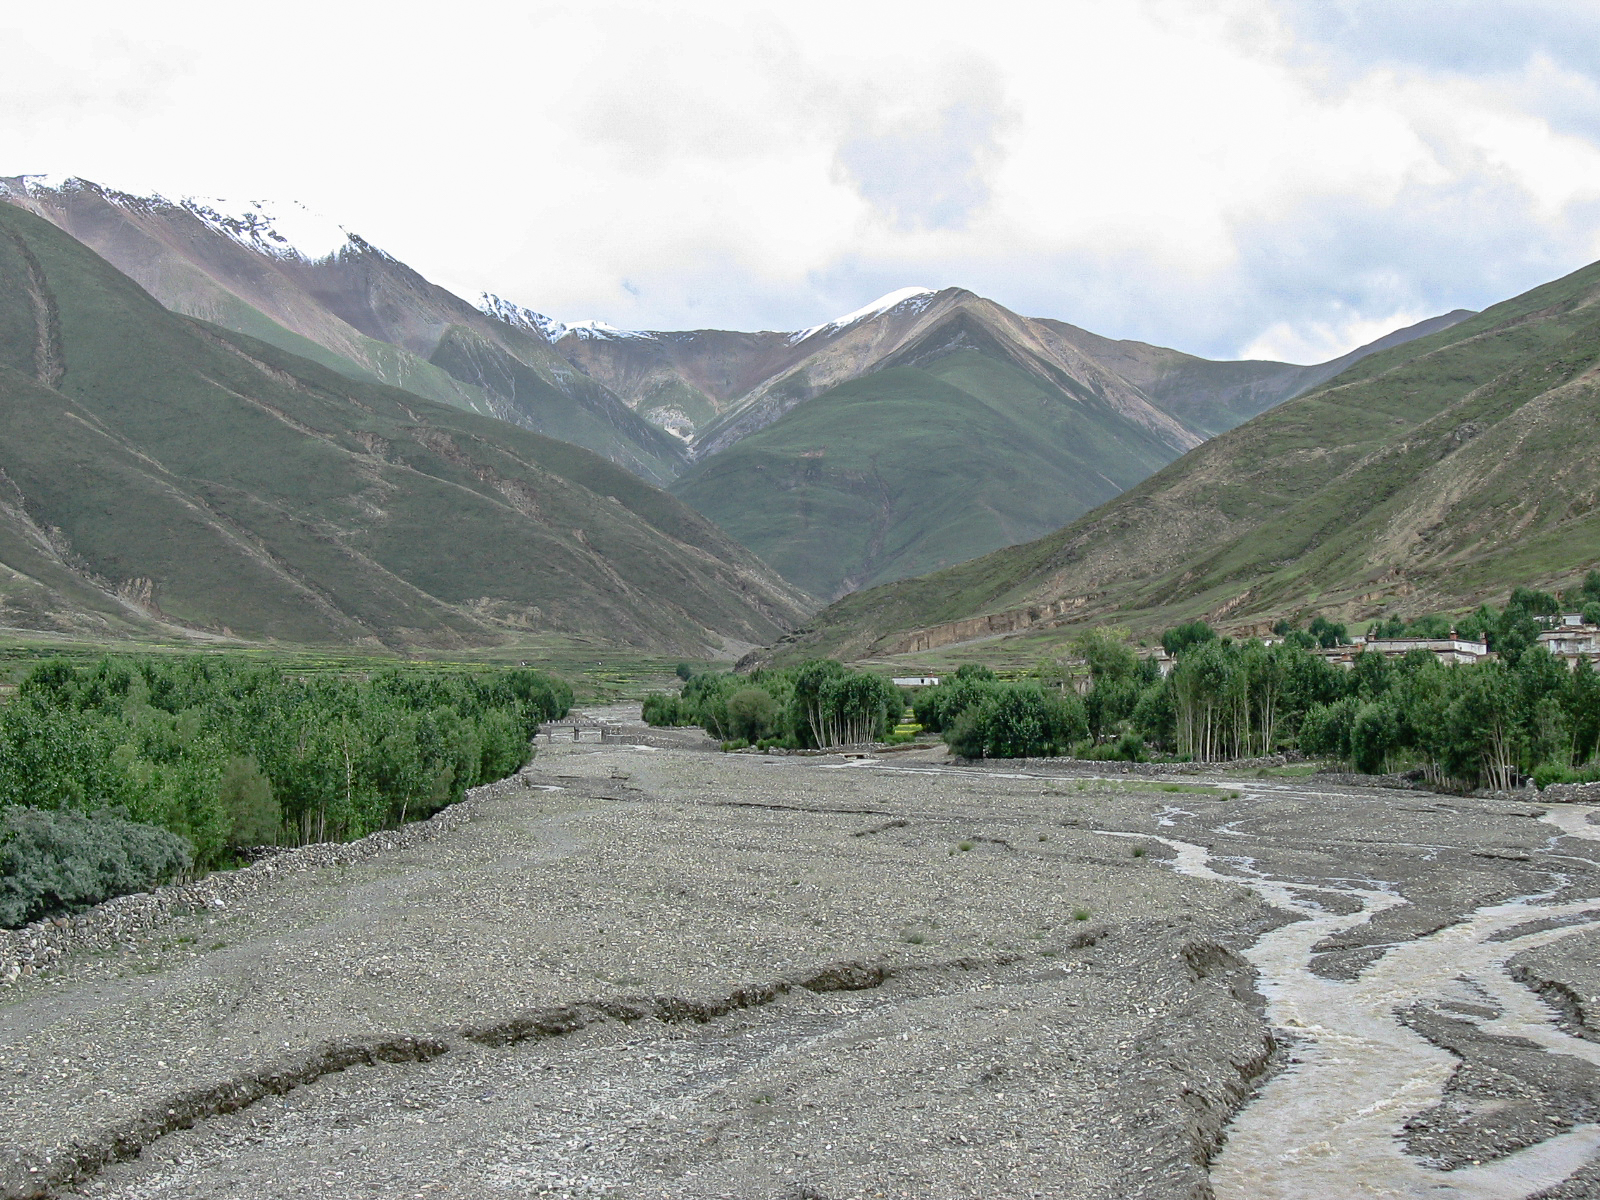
0;806;192;928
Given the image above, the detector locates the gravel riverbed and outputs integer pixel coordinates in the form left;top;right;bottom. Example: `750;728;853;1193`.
2;709;1597;1199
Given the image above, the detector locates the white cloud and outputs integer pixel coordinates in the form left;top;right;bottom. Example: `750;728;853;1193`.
1241;309;1435;365
4;0;1600;358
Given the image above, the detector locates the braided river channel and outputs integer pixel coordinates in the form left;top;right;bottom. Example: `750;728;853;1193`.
1156;796;1600;1198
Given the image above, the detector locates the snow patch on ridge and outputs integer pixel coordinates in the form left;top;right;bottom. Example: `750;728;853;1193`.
479;293;569;342
479;294;655;342
564;319;654;341
182;195;352;262
2;175;357;263
477;285;939;345
790;286;937;344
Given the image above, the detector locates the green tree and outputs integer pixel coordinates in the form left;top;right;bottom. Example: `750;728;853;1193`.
728;687;778;743
1349;701;1399;774
216;755;278;851
1162;621;1216;658
1308;616;1348;649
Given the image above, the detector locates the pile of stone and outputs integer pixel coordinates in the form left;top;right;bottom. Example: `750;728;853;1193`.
1532;780;1600;804
0;771;536;988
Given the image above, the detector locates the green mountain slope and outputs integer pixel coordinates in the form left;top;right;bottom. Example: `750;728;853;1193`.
0;203;810;650
427;322;686;483
773;259;1600;661
670;351;1180;600
0;177;685;486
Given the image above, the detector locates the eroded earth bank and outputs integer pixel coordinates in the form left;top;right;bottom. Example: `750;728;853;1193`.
2;708;1599;1200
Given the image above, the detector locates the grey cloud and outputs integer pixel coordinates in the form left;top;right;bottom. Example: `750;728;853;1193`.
835;95;1009;231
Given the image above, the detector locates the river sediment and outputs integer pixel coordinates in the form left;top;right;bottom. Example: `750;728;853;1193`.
1;711;1596;1198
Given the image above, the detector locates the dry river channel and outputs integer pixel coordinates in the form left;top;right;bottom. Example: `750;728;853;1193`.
2;704;1599;1200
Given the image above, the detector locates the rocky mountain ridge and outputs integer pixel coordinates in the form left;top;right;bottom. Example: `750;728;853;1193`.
0;176;687;486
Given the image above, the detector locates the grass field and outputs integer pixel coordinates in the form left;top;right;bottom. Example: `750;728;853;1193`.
0;630;697;703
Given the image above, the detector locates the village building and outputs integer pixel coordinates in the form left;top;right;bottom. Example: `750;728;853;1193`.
891;675;941;687
1355;636;1492;666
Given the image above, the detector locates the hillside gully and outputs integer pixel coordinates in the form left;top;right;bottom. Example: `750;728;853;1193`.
2;706;1598;1200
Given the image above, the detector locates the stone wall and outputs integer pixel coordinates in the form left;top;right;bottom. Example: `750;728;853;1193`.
958;753;1295;775
0;771;536;988
1307;770;1422;790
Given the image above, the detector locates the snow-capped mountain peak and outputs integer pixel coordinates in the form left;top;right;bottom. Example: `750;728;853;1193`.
181;194;352;262
790;287;937;344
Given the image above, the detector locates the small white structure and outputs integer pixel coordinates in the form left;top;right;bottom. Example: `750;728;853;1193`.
892;676;941;687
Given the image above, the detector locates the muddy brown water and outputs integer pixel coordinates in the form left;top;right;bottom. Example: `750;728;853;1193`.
1119;802;1600;1199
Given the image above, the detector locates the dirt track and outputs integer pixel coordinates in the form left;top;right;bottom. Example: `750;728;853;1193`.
2;711;1598;1199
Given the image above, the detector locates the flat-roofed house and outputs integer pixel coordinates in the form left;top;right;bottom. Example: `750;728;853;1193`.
1539;618;1600;670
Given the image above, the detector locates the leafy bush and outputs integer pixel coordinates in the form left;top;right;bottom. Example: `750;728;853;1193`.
1299;697;1359;761
218;755;279;847
912;677;999;732
0;807;192;928
1534;762;1575;789
942;684;1088;759
1072;731;1147;762
1162;621;1215;657
728;688;778;743
1348;700;1399;774
641;693;683;726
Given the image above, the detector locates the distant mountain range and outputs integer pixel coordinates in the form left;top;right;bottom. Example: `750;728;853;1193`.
0;201;809;651
771;256;1600;663
0;176;1471;606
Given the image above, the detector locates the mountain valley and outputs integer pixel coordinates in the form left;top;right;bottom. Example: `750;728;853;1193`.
1;176;1472;615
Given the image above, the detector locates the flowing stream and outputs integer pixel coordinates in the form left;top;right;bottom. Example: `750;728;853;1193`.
1121;804;1600;1199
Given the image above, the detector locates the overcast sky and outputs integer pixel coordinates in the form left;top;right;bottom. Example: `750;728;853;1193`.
6;0;1600;362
